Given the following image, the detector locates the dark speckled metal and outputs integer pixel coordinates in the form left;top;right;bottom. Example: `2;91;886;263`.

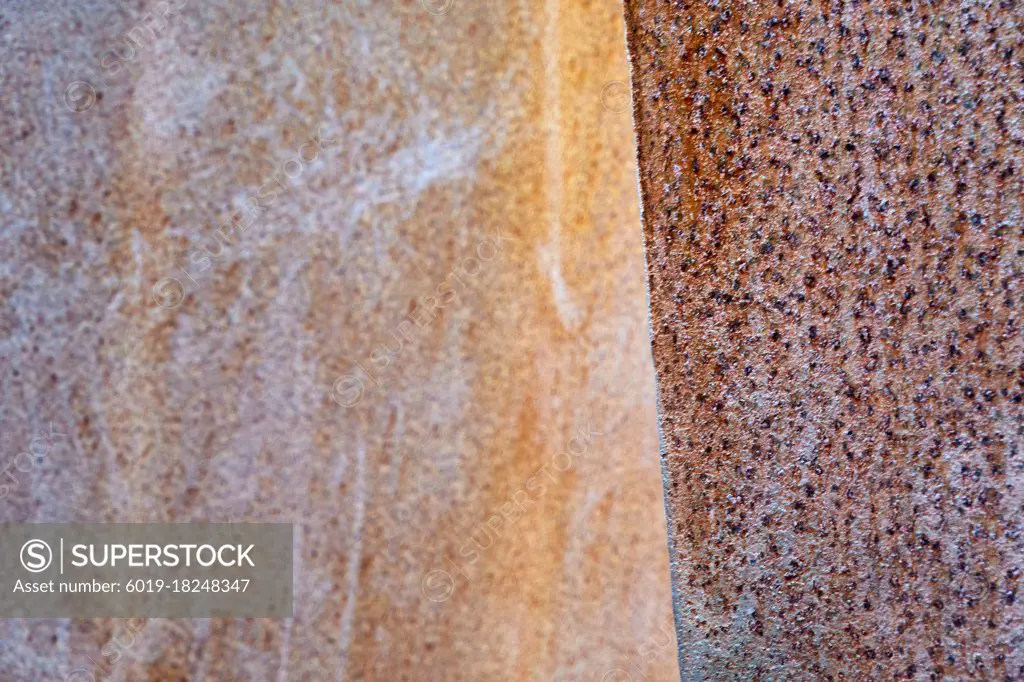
625;1;1023;679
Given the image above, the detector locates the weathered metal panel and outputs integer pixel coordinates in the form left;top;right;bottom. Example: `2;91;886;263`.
626;1;1024;678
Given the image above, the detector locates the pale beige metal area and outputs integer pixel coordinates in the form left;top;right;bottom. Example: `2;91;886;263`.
0;0;677;679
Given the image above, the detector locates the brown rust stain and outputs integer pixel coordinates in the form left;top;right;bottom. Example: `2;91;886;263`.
0;0;678;680
627;0;1024;678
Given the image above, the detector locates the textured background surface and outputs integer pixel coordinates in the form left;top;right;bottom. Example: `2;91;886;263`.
0;1;678;680
626;0;1023;679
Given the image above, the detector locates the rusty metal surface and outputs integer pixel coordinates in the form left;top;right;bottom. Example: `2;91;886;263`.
0;0;679;680
626;0;1023;679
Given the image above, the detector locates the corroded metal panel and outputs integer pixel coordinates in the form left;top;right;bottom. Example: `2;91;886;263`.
0;1;677;679
626;1;1023;678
